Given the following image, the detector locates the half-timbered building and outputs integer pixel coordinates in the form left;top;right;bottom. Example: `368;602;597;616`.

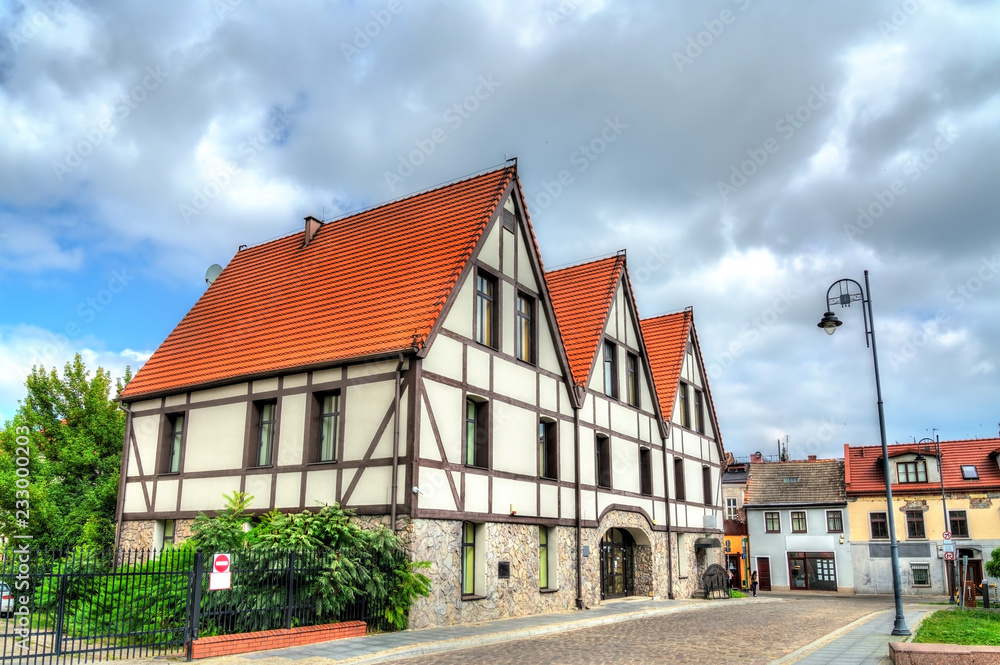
116;164;725;626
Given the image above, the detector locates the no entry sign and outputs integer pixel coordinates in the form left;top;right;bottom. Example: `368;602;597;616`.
213;553;231;573
210;553;232;590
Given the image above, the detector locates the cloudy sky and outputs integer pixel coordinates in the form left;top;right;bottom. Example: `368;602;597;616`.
1;0;998;460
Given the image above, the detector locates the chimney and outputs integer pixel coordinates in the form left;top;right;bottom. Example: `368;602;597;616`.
808;454;817;461
302;215;323;248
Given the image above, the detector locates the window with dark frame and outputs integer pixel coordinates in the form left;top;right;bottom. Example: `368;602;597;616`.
626;353;639;407
596;435;612;489
639;448;652;496
475;271;497;349
674;457;686;501
826;510;844;533
911;563;930;587
164;413;184;473
702;466;713;505
897;460;927;483
255;401;277;467
465;398;489;468
539;420;558;480
765;511;781;533
313;391;340;463
603;341;618;398
462;521;476;596
679;383;690;429
694;389;705;434
949;510;969;537
906;510;926;539
870;512;889;539
791;511;807;533
516;293;535;363
539;527;549;589
161;519;175;548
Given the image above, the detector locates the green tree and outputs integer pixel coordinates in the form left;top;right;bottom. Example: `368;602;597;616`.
0;354;130;550
986;547;1000;578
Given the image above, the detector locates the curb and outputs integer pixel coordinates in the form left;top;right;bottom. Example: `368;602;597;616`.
770;610;884;665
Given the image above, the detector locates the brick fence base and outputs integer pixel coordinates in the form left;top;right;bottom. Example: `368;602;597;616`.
889;641;1000;664
190;621;367;659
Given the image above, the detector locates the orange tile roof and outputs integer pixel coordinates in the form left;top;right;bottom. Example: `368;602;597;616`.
545;255;625;387
844;438;1000;494
122;166;516;399
639;310;691;422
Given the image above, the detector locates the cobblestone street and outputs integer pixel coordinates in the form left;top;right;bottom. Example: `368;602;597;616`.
384;595;894;665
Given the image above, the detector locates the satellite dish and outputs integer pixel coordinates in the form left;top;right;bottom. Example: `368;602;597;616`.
205;264;223;286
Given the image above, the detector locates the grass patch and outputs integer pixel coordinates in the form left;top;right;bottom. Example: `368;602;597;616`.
913;609;1000;646
730;590;748;598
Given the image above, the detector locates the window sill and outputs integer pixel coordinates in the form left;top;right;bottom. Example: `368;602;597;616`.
465;464;489;471
539;587;559;594
461;594;486;602
158;471;180;477
307;460;338;466
247;465;273;470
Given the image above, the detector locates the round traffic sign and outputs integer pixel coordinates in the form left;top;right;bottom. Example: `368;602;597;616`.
943;531;952;540
944;551;955;561
213;553;231;573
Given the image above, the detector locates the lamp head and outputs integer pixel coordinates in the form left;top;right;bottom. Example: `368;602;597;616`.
817;311;842;335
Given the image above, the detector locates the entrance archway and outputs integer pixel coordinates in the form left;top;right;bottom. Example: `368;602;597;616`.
600;528;635;599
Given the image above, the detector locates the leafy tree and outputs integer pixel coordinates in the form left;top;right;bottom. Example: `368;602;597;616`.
189;491;255;552
0;354;130;550
986;547;1000;578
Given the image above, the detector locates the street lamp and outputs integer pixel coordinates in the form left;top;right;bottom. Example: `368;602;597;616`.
915;435;953;603
817;270;910;635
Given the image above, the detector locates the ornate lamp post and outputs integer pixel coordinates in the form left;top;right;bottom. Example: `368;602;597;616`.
915;435;953;602
818;270;910;635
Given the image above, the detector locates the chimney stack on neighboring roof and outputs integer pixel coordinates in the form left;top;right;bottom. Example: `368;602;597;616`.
303;215;323;248
808;454;818;461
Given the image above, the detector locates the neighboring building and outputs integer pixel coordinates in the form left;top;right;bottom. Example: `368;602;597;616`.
744;458;852;593
722;454;750;589
844;438;1000;598
114;164;727;627
641;309;726;598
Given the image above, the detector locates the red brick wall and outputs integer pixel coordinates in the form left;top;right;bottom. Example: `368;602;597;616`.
190;621;366;659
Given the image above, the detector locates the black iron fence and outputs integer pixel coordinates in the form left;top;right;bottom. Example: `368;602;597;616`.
0;546;391;663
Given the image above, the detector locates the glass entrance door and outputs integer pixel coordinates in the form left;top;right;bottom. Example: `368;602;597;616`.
600;528;635;599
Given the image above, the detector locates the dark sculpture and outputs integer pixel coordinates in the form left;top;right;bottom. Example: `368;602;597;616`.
702;563;729;599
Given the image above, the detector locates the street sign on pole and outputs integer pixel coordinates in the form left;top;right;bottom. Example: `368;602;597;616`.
210;553;232;590
942;531;952;540
944;551;955;561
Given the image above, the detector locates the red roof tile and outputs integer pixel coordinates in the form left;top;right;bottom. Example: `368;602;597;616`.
545;255;625;387
844;438;1000;494
122;166;515;399
639;310;691;422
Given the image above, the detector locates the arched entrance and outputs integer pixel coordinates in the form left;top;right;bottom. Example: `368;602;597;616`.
600;528;635;599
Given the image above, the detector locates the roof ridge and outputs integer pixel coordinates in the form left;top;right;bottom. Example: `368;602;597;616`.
640;307;693;323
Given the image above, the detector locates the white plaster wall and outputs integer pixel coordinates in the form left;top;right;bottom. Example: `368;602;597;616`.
539;375;558;413
305;469;337;505
610;403;638;439
190;382;247;403
501;226;515;277
277;393;306;466
252;378;279;393
130;399;160;412
180;476;240;511
347;358;402;379
479;219;501;270
423;335;464;382
492;401;536;477
284;373;308;389
313;368;341;384
185;403;247;472
539;484;559;518
351;466;392;506
501;281;515;357
492;477;537;517
559;419;576;483
418;467;458;511
442;276;474;339
423;379;463;463
164;394;187;408
465;473;489;513
343;379;395;460
123;482;148;513
131;413;160;476
613;437;640;492
516;226;537;290
275;472;301;508
245;474;272;508
154;479;178;512
493;357;536;406
466;346;490;392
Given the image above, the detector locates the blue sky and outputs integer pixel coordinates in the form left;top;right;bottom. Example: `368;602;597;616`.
2;0;999;459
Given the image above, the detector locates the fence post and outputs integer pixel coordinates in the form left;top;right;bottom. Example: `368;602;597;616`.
53;572;68;656
187;550;204;662
285;551;296;630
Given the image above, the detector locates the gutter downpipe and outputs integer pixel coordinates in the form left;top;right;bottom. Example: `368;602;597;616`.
662;421;674;599
390;353;404;533
574;398;584;609
113;402;133;552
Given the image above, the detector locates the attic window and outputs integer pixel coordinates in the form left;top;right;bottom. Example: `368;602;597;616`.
502;196;516;232
783;477;799;483
961;465;979;480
